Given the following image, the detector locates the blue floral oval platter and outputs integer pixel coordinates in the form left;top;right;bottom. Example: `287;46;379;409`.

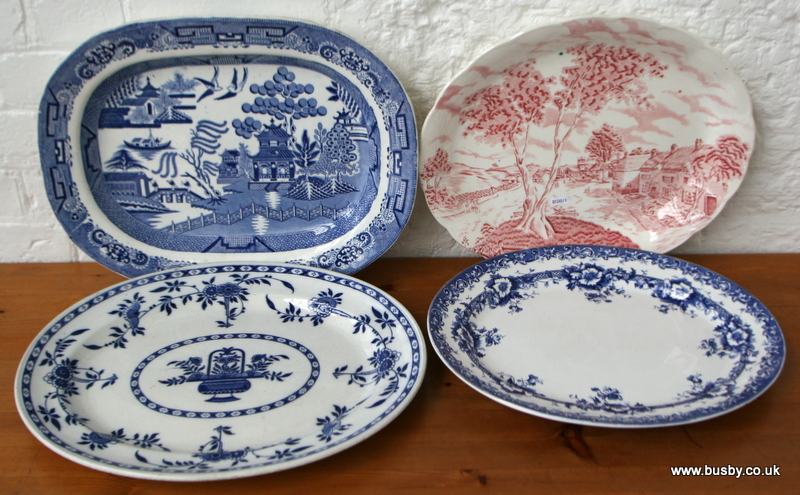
15;263;425;480
39;18;416;277
428;245;784;427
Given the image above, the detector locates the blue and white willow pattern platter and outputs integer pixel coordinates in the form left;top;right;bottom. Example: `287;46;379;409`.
428;246;784;427
39;18;416;277
15;263;425;480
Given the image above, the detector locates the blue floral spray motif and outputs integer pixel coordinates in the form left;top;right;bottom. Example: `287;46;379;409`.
450;262;759;415
316;403;357;443
130;404;363;469
85;272;294;350
159;347;293;402
37;328;117;430
265;289;409;409
36;328;169;451
134;425;312;470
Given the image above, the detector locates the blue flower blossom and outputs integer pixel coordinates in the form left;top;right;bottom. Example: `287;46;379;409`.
317;417;348;443
489;277;513;298
78;430;123;451
485;275;520;307
717;320;754;356
369;348;400;378
652;278;698;310
567;264;605;289
308;290;342;317
217;283;243;299
43;360;77;390
659;279;694;301
202;284;220;298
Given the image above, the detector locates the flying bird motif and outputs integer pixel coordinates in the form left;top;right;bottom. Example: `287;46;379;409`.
194;66;222;102
215;68;249;100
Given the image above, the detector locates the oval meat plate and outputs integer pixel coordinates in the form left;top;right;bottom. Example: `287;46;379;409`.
428;245;783;427
16;263;425;480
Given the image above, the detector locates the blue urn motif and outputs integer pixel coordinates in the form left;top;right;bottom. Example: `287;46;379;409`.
160;347;292;403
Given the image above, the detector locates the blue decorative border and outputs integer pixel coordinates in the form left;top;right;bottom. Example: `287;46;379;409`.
17;264;424;478
38;18;417;277
428;245;785;426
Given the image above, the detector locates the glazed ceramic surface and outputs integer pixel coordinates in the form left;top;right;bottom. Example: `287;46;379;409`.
40;18;416;277
16;263;425;480
428;246;783;427
421;17;753;257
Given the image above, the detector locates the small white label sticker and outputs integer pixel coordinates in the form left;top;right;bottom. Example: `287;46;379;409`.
550;196;570;206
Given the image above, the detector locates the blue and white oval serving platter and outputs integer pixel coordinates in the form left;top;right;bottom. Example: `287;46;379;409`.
39;18;416;277
428;245;784;427
15;263;425;480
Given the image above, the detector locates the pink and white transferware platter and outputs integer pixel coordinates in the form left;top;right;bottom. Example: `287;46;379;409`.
420;17;754;257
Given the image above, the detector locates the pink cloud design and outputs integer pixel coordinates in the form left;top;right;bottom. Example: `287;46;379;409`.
434;84;472;115
666;54;726;90
605;101;689;145
470;65;504;79
453;148;509;161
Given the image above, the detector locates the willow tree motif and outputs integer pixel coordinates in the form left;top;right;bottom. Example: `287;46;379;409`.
461;44;666;239
179;120;228;203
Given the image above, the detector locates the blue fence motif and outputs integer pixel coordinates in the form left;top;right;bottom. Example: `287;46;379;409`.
165;203;347;234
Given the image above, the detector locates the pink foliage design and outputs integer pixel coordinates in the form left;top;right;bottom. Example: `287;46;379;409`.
421;148;453;210
460;43;667;239
687;135;748;218
585;123;625;181
460;61;552;231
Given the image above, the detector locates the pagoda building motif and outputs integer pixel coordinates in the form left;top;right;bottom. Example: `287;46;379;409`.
218;149;241;183
99;77;194;129
104;171;152;197
248;123;296;190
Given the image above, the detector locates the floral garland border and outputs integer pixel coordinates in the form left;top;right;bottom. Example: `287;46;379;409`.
428;245;784;426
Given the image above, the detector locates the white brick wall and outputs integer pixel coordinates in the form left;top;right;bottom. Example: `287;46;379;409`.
1;0;798;264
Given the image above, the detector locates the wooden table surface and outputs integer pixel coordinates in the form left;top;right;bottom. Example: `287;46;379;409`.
0;255;797;494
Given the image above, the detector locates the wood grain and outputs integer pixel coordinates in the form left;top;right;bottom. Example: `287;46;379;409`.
0;256;796;494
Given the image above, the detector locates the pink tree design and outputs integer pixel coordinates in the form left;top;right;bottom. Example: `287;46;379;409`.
686;135;748;218
585;123;625;182
460;61;552;231
461;44;666;239
421;148;454;210
529;43;666;238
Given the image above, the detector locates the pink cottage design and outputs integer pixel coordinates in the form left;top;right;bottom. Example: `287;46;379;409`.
420;18;754;257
